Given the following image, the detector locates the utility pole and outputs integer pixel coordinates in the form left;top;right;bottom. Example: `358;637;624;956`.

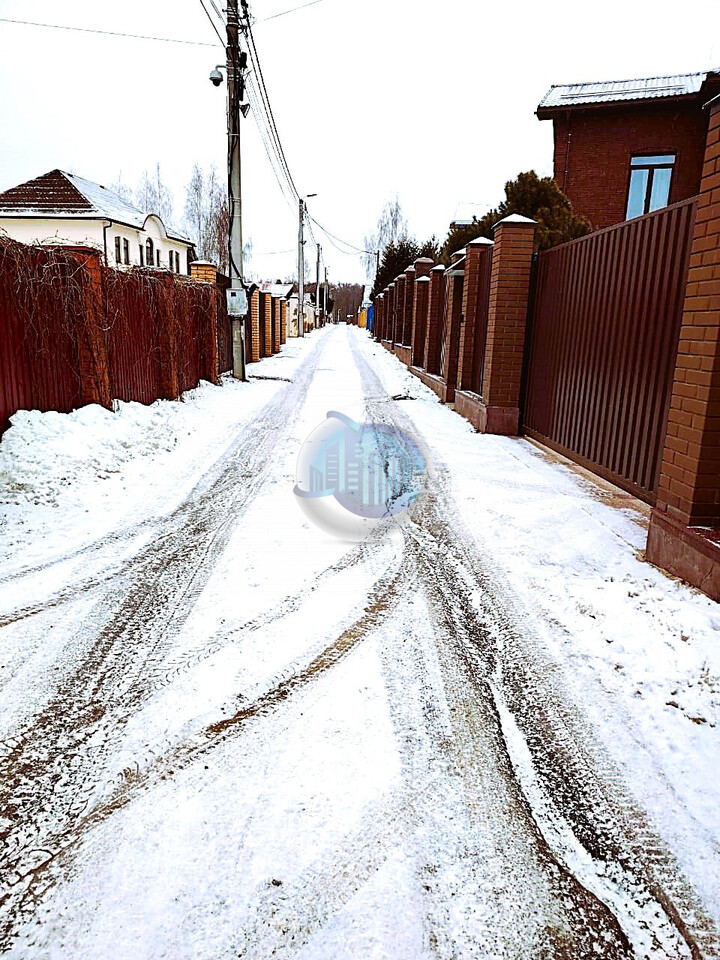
226;0;247;379
324;266;328;320
316;243;321;327
297;198;305;337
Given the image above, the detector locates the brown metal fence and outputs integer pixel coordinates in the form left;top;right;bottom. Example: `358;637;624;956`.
523;196;696;502
0;239;225;436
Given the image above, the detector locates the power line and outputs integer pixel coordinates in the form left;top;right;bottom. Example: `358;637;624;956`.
256;0;325;24
0;17;221;47
197;0;225;45
307;213;373;255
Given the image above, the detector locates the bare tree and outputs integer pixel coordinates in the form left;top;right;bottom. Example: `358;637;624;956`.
363;195;409;278
183;163;252;276
136;163;174;223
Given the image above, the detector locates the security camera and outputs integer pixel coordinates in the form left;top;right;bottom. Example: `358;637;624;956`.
209;67;224;86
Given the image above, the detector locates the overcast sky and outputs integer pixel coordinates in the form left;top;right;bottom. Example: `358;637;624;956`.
0;0;718;285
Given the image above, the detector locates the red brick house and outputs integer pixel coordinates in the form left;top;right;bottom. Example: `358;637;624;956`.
537;68;720;229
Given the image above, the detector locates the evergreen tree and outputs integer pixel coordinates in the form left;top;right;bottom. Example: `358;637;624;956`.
441;171;590;264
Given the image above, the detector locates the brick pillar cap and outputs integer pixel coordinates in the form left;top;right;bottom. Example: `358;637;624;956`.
466;237;494;248
414;257;434;265
395;274;405;282
492;213;537;233
190;259;217;266
404;265;416;274
416;276;431;283
431;264;446;272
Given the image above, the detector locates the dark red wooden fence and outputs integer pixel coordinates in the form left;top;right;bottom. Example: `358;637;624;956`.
523;196;696;502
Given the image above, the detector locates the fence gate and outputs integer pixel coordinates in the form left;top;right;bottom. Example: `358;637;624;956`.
523;197;696;503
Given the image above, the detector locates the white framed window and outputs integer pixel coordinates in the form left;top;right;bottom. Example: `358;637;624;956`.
626;154;675;219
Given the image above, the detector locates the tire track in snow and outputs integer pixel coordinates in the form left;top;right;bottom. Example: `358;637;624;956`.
350;329;715;959
0;336;332;948
0;550;408;949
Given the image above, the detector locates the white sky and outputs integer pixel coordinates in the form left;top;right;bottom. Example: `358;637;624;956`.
0;0;718;284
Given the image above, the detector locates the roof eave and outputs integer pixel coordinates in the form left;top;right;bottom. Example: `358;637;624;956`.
536;91;703;119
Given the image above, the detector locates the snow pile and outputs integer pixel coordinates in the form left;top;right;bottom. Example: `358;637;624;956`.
0;386;219;506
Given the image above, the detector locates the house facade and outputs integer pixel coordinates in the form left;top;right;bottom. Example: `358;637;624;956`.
0;169;194;271
537;68;720;229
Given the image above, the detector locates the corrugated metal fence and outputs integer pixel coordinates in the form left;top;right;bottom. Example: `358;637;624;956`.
0;239;225;436
523;196;696;502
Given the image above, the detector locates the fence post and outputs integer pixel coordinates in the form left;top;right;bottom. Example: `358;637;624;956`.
647;97;720;599
262;292;273;356
189;260;217;284
387;282;396;348
457;238;493;391
280;299;288;345
424;265;446;374
440;250;466;401
475;214;537;434
248;288;261;362
65;247;112;409
410;257;433;366
394;274;406;350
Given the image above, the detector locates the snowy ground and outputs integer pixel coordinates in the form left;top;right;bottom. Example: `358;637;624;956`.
0;324;718;959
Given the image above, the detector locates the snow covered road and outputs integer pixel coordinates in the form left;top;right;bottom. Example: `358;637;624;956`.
1;325;718;958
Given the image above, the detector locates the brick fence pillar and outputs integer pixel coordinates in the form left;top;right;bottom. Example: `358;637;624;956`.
262;293;273;356
394;275;406;348
477;215;537;434
647;97;720;599
457;238;494;391
402;266;416;346
387;283;396;346
440;250;466;401
189;260;217;284
424;265;446;374
272;296;281;352
374;294;384;341
410;257;433;364
61;247;112;408
249;289;261;362
280;300;288;344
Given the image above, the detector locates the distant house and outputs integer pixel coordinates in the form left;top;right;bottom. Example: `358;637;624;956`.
536;68;720;229
0;169;194;272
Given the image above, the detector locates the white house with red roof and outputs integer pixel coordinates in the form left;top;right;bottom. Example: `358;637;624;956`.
0;169;195;272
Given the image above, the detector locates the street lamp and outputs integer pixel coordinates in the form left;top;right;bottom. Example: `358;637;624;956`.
297;193;316;338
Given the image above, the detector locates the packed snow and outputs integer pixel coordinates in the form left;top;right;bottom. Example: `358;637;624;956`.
0;324;718;958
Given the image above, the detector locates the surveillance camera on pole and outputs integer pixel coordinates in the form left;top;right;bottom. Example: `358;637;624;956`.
209;4;250;381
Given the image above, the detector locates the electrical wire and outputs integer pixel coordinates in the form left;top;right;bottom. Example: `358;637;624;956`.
256;0;325;24
197;0;225;45
307;213;374;255
0;16;221;47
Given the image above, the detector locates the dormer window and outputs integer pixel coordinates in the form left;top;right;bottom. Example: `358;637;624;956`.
626;154;675;220
146;237;154;266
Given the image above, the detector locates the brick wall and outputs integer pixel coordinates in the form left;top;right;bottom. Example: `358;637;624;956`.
552;102;710;229
654;99;720;526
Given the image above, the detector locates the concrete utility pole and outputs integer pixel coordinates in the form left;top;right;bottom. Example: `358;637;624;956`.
226;0;247;379
297;198;305;337
316;243;321;327
324;266;328;319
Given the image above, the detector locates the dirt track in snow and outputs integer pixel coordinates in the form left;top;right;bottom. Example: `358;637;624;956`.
0;325;717;959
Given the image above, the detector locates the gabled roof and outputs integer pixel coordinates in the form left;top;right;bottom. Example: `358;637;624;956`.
258;281;293;298
537;67;720;116
0;169;191;243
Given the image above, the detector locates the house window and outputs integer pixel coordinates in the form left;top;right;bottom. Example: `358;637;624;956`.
114;236;121;263
156;248;161;267
123;238;130;264
626;154;675;220
175;251;181;273
139;243;144;266
146;238;154;266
